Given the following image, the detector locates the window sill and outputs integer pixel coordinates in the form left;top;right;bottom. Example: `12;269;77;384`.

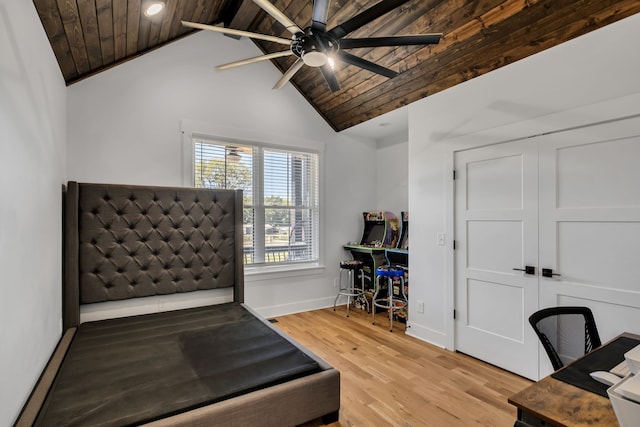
244;263;325;281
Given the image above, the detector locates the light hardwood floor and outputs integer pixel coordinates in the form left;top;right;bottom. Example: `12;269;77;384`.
272;306;532;427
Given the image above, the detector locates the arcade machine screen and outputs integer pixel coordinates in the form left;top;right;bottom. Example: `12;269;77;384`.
361;222;386;246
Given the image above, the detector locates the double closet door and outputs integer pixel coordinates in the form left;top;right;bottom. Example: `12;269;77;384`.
454;116;640;380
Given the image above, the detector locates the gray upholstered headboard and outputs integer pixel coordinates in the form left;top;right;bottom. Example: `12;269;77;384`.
64;182;244;329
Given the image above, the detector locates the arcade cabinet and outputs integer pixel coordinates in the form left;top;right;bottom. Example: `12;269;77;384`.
386;211;409;322
387;210;408;264
344;211;400;306
398;211;408;249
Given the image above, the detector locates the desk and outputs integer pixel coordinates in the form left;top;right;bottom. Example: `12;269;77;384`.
508;333;640;427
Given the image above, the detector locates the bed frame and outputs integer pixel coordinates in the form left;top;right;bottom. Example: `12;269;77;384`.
16;182;340;426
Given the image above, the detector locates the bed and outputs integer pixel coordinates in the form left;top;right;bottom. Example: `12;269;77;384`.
16;182;340;427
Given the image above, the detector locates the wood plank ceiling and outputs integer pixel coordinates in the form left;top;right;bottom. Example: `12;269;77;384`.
34;0;640;132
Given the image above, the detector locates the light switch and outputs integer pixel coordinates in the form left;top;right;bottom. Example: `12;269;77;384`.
437;232;446;246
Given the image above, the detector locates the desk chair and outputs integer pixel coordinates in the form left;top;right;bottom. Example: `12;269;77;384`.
529;306;601;371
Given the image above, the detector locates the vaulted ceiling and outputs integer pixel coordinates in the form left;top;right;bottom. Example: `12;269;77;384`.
34;0;640;132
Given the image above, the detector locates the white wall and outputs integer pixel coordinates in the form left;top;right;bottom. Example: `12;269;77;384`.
407;13;640;348
375;132;409;216
0;1;67;424
67;30;378;319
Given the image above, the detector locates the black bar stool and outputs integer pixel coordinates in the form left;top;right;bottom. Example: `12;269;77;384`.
372;265;407;331
333;260;367;317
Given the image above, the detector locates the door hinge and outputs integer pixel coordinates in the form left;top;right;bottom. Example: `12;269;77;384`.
453;170;457;180
453;240;456;250
453;309;457;319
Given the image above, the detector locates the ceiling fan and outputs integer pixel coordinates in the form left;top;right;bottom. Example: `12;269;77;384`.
182;0;442;92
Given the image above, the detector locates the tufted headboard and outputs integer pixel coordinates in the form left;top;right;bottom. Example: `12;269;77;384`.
63;182;244;329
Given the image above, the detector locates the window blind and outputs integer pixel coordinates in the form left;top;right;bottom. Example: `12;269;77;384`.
194;139;319;266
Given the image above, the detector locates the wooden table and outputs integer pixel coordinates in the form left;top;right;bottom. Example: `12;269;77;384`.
508;333;640;427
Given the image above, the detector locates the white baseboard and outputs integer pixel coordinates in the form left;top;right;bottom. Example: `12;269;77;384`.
405;321;448;349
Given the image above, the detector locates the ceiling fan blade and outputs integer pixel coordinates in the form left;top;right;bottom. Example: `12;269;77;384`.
328;0;412;39
319;64;340;92
253;0;303;35
340;34;443;49
336;51;397;79
273;58;305;89
216;51;293;70
311;0;330;31
181;21;292;45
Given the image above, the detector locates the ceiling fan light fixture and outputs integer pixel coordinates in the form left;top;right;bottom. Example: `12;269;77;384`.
302;51;327;67
143;1;165;17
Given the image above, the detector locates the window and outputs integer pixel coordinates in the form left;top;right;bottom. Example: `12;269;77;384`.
194;138;319;267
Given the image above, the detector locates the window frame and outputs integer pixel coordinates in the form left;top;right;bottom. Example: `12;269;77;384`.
180;121;324;274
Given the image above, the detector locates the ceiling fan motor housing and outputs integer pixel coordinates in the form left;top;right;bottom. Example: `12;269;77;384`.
293;29;338;67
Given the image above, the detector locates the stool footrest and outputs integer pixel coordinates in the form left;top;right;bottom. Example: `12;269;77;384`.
372;299;407;310
339;289;366;297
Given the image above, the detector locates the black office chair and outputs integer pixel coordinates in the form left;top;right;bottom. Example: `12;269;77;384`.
529;306;601;371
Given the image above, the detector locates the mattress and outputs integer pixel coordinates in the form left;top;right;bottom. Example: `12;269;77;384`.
34;303;321;426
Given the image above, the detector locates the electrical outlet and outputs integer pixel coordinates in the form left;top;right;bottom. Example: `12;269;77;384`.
333;278;339;288
417;300;425;313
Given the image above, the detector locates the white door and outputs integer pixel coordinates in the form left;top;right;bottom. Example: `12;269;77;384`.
537;117;640;376
454;116;640;380
454;140;540;380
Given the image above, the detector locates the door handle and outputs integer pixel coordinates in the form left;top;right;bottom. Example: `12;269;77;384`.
542;268;561;278
513;266;536;275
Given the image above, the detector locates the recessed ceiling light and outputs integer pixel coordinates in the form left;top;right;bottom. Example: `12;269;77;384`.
144;1;165;17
